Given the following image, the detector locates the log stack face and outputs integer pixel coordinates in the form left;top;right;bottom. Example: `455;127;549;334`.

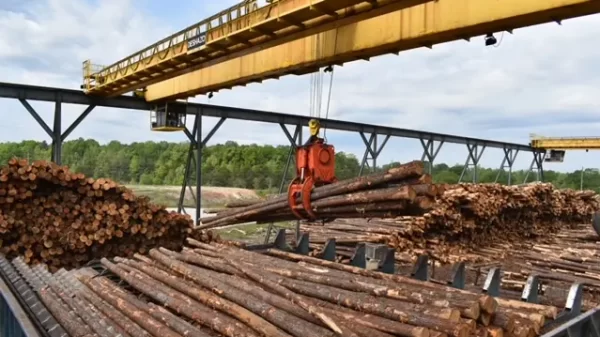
300;183;600;264
11;241;566;337
0;158;196;270
204;161;600;265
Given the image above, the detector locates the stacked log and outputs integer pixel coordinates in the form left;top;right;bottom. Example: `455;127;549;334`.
198;160;436;229
201;160;599;264
15;239;562;337
58;240;558;337
295;182;600;264
0;158;197;270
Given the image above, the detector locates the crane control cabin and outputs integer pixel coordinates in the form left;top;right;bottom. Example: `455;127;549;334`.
529;134;600;163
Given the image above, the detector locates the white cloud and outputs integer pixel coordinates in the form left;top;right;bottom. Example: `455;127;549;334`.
1;0;600;176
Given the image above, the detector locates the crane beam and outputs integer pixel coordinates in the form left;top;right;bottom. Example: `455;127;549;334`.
82;0;432;96
144;0;600;102
530;137;600;150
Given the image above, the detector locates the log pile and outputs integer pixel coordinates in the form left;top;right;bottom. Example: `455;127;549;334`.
298;182;600;263
20;240;563;337
201;160;599;263
0;158;196;270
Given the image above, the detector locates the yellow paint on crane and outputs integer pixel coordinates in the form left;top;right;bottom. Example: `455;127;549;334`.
82;0;432;96
145;0;600;102
530;136;600;150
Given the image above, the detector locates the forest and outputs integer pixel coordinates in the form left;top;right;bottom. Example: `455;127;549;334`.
0;138;598;192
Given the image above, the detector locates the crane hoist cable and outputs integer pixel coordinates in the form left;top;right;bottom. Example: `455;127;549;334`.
493;31;505;48
322;65;334;141
285;32;338;224
308;30;337;141
309;33;324;120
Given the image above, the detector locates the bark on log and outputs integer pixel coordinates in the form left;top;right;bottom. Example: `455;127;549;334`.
95;259;260;337
88;274;211;337
38;286;95;337
119;257;325;337
198;161;425;229
77;283;153;337
0;158;197;270
78;275;183;337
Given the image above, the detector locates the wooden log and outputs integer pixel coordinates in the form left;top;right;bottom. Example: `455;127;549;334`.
263;248;497;314
38;286;96;337
149;249;354;336
298;292;430;337
118;257;329;337
197;160;425;228
0;158;196;270
88;274;210;337
76;283;152;337
92;259;260;337
310;186;417;209
158;251;328;329
249;261;478;319
214;251;470;337
78;275;182;337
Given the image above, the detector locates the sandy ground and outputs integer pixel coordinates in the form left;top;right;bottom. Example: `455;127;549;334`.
165;206;293;244
128;185;261;208
165;207;212;226
133;185;288;244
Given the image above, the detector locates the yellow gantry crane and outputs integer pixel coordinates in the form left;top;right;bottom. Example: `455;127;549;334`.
81;0;431;97
81;0;600;130
529;134;600;162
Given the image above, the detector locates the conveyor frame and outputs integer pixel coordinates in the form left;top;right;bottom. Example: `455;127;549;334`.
1;229;599;337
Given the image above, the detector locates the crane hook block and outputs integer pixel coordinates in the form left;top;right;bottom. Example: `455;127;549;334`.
308;119;321;137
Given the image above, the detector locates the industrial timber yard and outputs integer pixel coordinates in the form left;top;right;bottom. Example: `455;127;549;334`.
3;0;600;336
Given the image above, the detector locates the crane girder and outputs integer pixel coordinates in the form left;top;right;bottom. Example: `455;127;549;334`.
143;0;600;102
82;0;432;97
530;137;600;150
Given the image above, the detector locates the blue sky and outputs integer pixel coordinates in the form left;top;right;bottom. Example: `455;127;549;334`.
1;0;600;173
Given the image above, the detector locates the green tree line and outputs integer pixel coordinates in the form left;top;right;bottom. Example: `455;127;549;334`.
0;139;598;192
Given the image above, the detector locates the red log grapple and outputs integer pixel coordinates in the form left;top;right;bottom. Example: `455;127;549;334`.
287;121;337;220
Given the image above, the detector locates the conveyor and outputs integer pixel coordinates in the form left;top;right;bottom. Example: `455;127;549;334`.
2;228;600;337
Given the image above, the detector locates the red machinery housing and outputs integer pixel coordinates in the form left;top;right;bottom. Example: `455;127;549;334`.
287;137;337;220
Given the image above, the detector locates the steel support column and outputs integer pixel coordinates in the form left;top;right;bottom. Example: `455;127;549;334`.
276;124;303;193
495;147;519;185
195;114;202;225
459;143;486;183
420;137;444;174
18;99;95;165
177;115;226;224
523;151;546;183
51;100;62;164
359;133;390;176
264;124;303;244
178;122;198;215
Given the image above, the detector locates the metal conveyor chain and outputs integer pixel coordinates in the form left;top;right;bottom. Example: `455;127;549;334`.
0;256;67;337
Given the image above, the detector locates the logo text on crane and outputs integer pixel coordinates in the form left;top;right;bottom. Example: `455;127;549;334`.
187;32;207;50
